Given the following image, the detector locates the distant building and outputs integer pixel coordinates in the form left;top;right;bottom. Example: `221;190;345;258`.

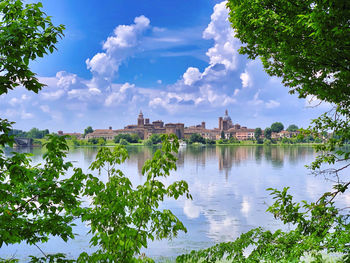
57;131;83;139
86;111;185;140
79;109;261;141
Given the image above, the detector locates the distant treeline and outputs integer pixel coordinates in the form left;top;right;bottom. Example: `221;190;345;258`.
9;128;50;139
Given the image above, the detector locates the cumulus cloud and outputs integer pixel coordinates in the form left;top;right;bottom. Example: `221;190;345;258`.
86;15;150;89
150;1;240;112
41;89;65;100
240;71;252;88
105;83;136;106
202;1;239;71
183;67;201;86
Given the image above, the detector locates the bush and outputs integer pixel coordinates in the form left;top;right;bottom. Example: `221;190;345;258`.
98;138;106;146
119;138;129;145
114;133;141;144
144;139;153;146
205;138;216;145
88;138;98;144
263;139;272;145
189;133;205;144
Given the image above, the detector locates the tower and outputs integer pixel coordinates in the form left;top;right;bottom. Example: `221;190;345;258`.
137;110;144;127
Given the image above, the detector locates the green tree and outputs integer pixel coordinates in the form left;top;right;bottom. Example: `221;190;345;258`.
88;138;98;145
78;134;191;262
130;133;141;143
220;130;225;139
115;133;141;144
97;137;106;146
0;0;65;94
270;122;284;133
227;0;349;105
189;133;205;144
0;1;78;254
83;126;93;137
119;138;129;145
0;132;88;248
254;127;262;140
26;127;49;139
264;128;272;140
286;124;299;132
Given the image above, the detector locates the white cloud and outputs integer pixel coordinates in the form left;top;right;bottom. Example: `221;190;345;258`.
9;98;19;106
86;53;117;78
56;71;78;90
41;89;65;100
183;67;201;86
103;15;150;50
240;71;252;88
86;15;150;89
265;100;280;109
150;1;240;111
202;1;239;71
40;105;50;113
105;83;136;106
21;94;30;100
21;111;34;120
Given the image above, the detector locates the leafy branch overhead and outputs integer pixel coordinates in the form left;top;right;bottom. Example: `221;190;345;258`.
0;0;65;95
227;0;350;106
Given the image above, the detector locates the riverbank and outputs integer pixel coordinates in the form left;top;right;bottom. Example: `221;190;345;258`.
29;138;323;148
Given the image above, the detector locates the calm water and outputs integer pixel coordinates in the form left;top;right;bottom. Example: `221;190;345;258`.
2;145;348;261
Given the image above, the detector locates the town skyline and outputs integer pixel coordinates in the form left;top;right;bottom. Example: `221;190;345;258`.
2;1;330;132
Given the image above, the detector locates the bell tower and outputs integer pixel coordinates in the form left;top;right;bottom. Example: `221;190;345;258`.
137;110;144;127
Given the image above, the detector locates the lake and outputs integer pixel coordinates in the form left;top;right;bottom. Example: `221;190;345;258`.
2;145;348;261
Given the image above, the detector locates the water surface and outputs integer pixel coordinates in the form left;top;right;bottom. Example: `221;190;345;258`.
2;145;347;261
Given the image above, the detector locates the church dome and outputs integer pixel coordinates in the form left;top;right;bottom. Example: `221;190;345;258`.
223;115;231;121
223;109;231;121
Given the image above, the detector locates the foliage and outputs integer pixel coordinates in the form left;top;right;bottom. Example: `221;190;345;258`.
254;127;262;140
119;138;129;145
0;0;65;94
78;134;191;262
0;128;88;247
220;130;225;139
227;0;350;105
287;124;299;132
97;138;106;146
144;134;162;146
83;126;93;137
87;138;98;145
177;187;350;262
256;138;263;144
205;138;216;145
270;122;284;133
114;133;141;144
264;127;272;140
9;128;49;139
189;133;205;144
263;138;271;145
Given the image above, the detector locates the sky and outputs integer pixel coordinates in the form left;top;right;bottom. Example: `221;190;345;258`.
1;0;330;133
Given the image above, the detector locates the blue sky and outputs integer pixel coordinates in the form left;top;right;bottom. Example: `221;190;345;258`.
1;0;329;133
